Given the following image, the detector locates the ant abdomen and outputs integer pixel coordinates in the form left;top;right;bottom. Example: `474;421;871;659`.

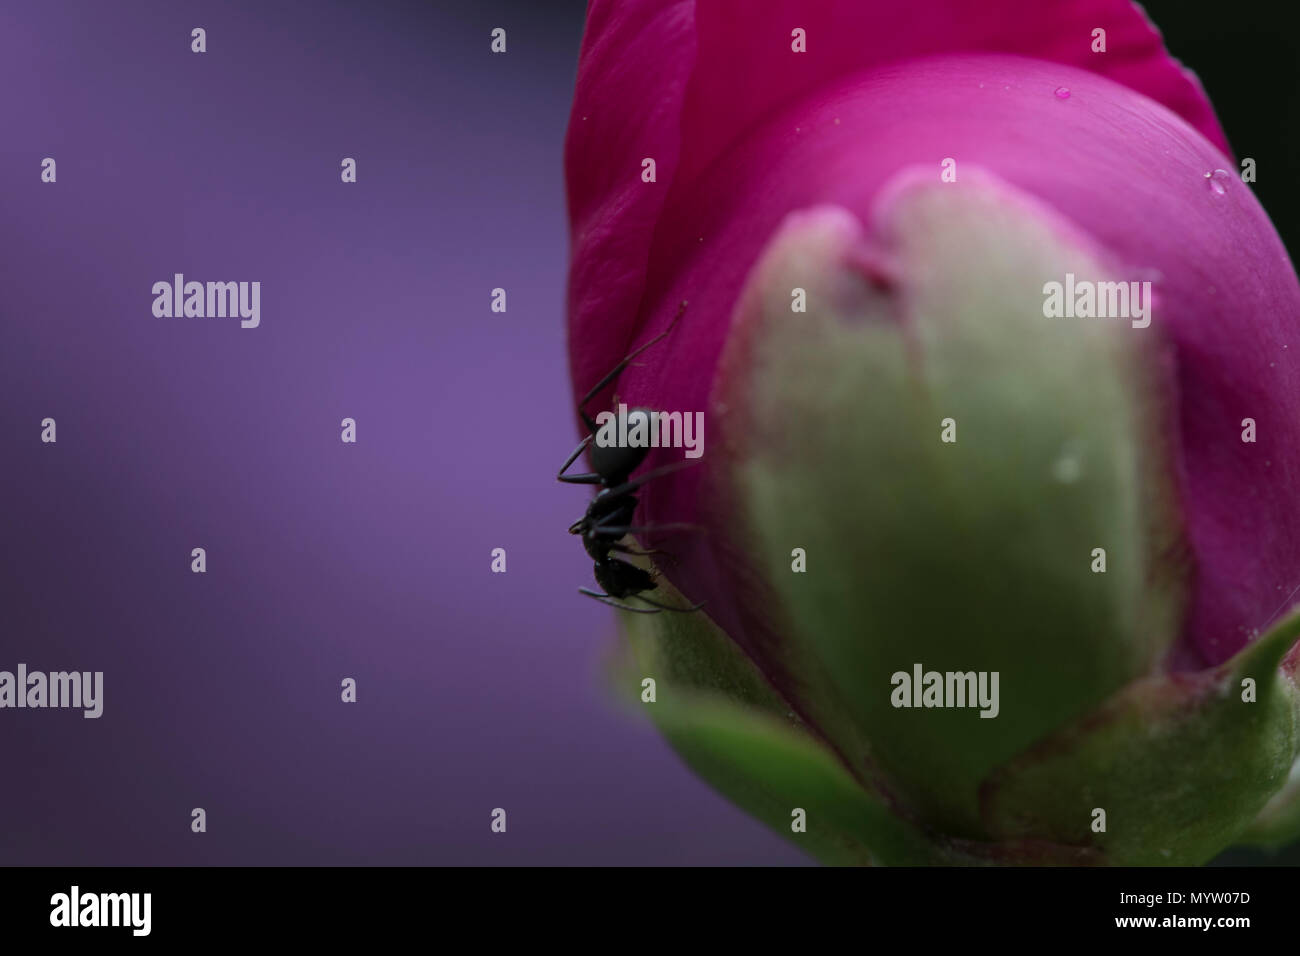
594;557;656;600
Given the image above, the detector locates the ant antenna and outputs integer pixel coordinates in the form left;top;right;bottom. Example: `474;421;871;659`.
578;588;662;613
630;593;705;613
575;300;687;431
577;588;704;614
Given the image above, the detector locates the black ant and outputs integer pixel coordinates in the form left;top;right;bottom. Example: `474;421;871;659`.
558;300;703;614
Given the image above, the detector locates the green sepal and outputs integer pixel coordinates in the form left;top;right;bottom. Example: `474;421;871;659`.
610;576;1106;866
981;607;1300;864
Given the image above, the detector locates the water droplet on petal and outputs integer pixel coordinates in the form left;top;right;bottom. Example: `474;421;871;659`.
1054;87;1071;99
1205;169;1232;195
1051;446;1084;484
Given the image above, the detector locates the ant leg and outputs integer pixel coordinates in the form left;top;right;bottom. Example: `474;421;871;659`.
607;542;666;557
557;435;602;484
593;520;702;537
575;300;688;430
633;593;706;613
579;588;662;614
598;459;697;503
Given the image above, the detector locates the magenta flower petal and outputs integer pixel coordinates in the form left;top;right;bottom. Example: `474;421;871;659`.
565;1;694;420
677;0;1232;186
566;0;1231;422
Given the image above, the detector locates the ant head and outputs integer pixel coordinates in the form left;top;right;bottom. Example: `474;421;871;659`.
589;433;651;485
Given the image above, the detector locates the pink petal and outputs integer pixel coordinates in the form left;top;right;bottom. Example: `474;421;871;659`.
679;0;1231;185
566;1;1231;418
565;1;694;419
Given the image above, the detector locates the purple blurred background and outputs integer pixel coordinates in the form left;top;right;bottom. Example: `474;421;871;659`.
0;0;808;865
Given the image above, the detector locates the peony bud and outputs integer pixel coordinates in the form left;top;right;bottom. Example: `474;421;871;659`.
566;0;1300;864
